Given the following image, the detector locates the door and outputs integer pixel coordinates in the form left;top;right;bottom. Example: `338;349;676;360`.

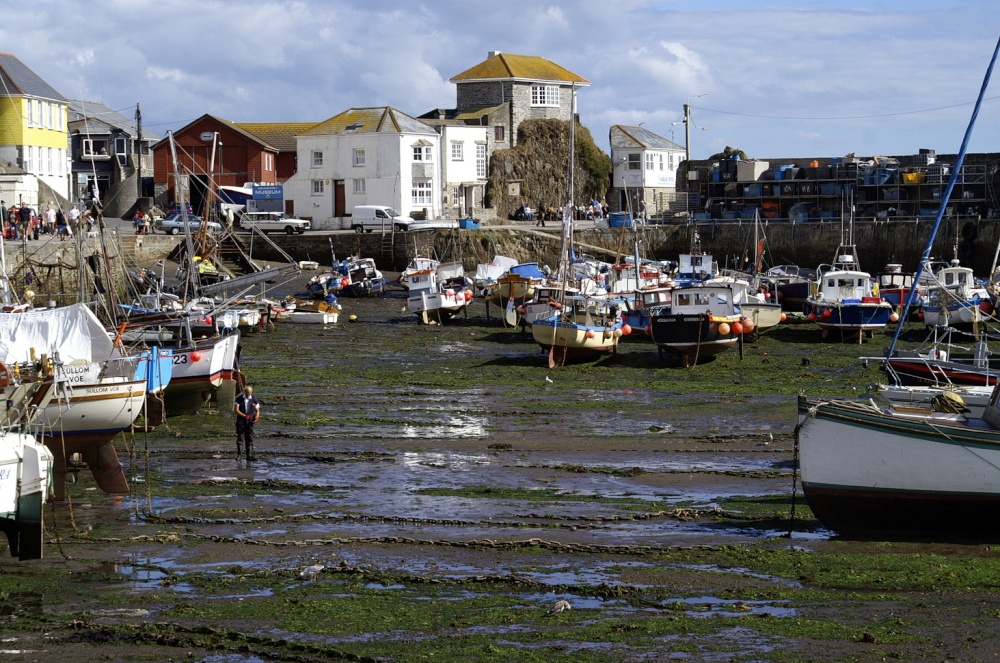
464;187;475;217
334;180;346;217
618;189;627;212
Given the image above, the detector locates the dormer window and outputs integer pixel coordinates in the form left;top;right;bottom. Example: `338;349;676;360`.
530;85;559;107
413;145;433;162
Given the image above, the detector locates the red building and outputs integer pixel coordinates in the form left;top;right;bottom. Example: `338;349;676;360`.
152;114;315;213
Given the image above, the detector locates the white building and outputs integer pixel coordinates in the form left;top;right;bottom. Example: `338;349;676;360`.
609;125;685;217
284;107;441;228
425;122;489;218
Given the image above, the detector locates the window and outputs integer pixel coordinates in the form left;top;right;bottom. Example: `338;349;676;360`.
311;150;323;167
627;153;641;170
82;138;108;156
645;153;655;170
494;125;505;142
46;147;52;174
450;141;463;161
114;137;128;155
530;84;559;107
476;143;487;178
56;105;62;131
34;100;41;127
412;180;433;205
659;154;664;171
413;145;433;162
353;178;365;194
25;99;33;126
353;148;365;167
312;180;325;196
45;103;52;129
263;153;273;171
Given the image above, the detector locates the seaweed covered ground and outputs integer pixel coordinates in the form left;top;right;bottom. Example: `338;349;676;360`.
2;281;999;662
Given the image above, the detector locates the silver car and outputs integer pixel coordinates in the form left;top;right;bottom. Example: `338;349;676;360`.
154;213;223;235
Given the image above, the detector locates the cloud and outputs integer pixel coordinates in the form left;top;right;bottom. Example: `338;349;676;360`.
0;0;997;158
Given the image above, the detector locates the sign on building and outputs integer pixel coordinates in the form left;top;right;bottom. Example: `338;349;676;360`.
251;184;284;212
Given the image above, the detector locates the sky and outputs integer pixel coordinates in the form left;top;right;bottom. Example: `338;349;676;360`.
3;0;999;160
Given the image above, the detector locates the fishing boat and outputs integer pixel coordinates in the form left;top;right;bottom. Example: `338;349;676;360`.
474;255;518;295
796;390;1000;537
672;240;718;288
766;264;817;313
0;303;152;499
0;380;57;560
707;275;783;334
287;295;342;324
875;262;921;309
340;257;386;298
622;286;671;333
801;36;1000;539
529;87;626;365
921;258;990;329
487;262;547;305
405;262;472;325
878;382;992;418
805;243;894;339
648;284;745;366
399;257;440;289
531;295;626;365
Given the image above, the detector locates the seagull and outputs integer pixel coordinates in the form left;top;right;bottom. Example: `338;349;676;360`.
299;564;325;580
547;599;572;614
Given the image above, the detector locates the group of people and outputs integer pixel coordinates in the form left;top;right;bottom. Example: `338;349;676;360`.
3;201;84;241
132;209;153;234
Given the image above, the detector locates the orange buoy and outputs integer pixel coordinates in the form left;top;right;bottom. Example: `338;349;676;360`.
0;362;10;387
718;322;731;335
980;300;994;315
742;319;755;334
890;312;900;323
644;324;652;336
622;324;632;336
732;322;744;335
780;312;787;323
808;312;817;322
822;309;832;319
709;323;718;335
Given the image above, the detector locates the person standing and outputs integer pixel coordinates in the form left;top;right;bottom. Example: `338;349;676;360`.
43;204;56;235
19;204;33;239
234;385;260;461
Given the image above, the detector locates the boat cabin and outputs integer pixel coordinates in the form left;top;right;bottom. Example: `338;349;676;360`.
669;286;737;316
677;253;717;281
817;270;875;302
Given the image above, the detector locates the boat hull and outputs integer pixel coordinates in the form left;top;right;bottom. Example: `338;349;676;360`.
531;319;619;363
923;301;986;329
810;302;893;333
776;281;811;311
738;301;783;332
798;397;1000;537
163;334;241;405
650;313;739;365
289;310;339;324
408;291;469;324
885;356;998;387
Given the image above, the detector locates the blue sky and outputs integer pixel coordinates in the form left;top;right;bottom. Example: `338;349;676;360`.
3;1;998;160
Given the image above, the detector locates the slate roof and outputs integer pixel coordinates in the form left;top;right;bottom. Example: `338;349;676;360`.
236;122;319;151
0;52;65;100
66;99;161;141
451;53;588;85
611;125;684;151
302;107;435;136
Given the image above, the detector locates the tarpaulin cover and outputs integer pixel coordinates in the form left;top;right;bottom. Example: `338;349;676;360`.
0;303;114;365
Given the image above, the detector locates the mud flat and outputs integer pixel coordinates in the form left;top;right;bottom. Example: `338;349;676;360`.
2;285;999;662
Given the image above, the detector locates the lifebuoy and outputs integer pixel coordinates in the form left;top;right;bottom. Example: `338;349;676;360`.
0;362;11;387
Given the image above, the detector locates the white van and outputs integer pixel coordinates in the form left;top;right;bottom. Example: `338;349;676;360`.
350;205;413;233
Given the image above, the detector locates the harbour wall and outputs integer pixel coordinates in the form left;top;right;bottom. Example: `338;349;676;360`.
259;220;998;275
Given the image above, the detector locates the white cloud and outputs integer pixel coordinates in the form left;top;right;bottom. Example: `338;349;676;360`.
0;0;997;158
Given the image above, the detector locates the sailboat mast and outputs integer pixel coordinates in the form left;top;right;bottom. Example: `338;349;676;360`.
887;34;1000;358
167;131;200;298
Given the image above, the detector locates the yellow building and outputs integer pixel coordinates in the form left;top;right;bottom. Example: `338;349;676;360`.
0;52;69;202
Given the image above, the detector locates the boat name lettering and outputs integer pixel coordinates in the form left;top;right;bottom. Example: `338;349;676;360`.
0;468;10;481
683;317;702;322
64;365;94;375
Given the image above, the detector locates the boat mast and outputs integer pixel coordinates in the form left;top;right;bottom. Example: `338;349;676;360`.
167;131;200;299
887;35;1000;358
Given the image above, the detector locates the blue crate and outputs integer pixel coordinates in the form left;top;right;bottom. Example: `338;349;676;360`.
458;218;481;229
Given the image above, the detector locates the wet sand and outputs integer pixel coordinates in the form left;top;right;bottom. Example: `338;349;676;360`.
2;278;999;662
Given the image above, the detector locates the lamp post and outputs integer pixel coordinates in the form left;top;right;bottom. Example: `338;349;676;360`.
681;94;707;164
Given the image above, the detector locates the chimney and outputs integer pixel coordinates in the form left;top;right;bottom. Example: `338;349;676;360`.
488;50;502;58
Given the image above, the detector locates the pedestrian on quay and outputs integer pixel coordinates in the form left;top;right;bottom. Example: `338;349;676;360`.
234;385;260;461
55;208;68;240
19;203;33;238
44;204;56;235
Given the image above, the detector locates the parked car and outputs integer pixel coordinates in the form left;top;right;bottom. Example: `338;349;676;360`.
153;213;222;235
238;211;310;235
167;202;194;215
349;205;458;233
